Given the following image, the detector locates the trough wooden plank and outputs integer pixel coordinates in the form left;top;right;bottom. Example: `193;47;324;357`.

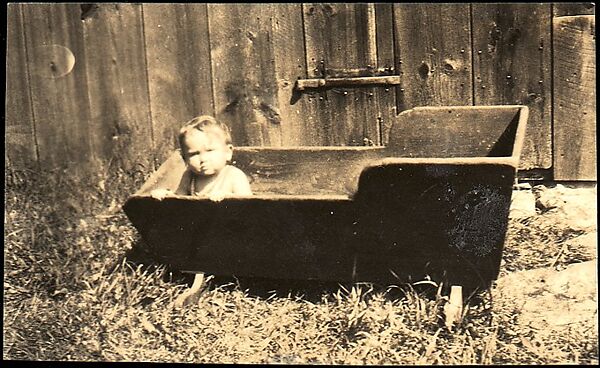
387;106;523;159
124;197;357;281
353;161;515;286
302;3;384;146
82;4;153;171
472;3;552;170
6;4;38;168
135;147;389;197
553;2;595;16
553;15;596;180
21;3;93;169
233;147;388;196
143;3;214;163
391;3;473;116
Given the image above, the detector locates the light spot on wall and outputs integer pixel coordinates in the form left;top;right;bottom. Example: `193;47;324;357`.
32;44;75;79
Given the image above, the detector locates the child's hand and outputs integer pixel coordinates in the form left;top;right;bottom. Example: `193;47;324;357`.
208;191;226;202
150;188;172;201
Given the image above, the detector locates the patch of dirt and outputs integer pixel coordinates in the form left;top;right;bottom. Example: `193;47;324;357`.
493;260;597;337
495;183;597;338
534;184;597;232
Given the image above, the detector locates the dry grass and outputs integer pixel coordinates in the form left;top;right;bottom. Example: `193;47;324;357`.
3;165;598;363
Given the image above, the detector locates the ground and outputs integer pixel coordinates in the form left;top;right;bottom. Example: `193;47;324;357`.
496;183;597;350
3;167;598;364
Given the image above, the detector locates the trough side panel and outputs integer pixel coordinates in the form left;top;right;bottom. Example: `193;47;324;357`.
143;4;214;164
552;2;595;16
553;15;596;180
302;3;384;146
83;4;154;172
6;4;38;168
131;151;189;197
391;4;473;115
21;3;94;169
232;147;388;196
354;162;515;288
387;107;522;158
472;4;552;170
209;4;285;147
124;197;356;281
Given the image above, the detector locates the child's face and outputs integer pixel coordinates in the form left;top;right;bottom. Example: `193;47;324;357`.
182;128;233;176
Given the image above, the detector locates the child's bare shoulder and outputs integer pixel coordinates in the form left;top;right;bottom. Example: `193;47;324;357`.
225;165;252;194
226;165;249;178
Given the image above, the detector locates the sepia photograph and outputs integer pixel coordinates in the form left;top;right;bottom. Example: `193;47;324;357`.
4;2;597;364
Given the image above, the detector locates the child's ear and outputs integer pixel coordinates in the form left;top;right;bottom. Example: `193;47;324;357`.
226;144;233;160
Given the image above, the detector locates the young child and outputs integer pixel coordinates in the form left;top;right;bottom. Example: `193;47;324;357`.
151;115;252;201
151;115;252;307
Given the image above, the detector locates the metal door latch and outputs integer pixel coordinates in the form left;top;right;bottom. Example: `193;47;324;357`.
295;75;401;91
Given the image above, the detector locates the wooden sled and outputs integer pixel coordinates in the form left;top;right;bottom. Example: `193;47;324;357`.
123;105;528;290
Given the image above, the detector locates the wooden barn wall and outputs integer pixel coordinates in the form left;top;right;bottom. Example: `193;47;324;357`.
5;3;596;180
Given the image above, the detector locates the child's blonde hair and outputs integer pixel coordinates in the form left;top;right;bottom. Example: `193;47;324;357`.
178;115;232;156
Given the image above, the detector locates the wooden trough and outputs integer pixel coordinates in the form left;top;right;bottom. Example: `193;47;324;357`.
123;105;528;290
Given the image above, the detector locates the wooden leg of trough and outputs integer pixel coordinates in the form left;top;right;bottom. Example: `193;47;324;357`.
174;272;205;307
443;285;463;329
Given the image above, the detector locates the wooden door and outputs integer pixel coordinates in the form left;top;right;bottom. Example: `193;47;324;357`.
302;3;397;146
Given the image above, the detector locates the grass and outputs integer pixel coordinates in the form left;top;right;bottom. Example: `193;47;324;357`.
3;165;598;363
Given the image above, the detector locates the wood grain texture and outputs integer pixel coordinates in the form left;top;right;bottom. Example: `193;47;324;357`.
21;3;93;169
135;148;389;197
387;106;523;159
233;147;388;195
267;4;322;146
472;3;552;170
6;4;38;167
208;4;282;146
553;2;595;16
124;157;516;288
302;3;384;146
143;4;214;163
553;15;596;180
83;4;153;171
375;3;398;145
392;4;473;113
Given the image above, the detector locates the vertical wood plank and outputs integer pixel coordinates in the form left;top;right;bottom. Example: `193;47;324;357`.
472;4;552;170
553;15;596;180
374;3;397;145
268;4;322;146
553;2;595;16
143;4;214;162
209;4;317;147
6;4;38;168
82;4;153;171
208;4;280;146
21;3;93;169
392;4;473;111
303;3;384;146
